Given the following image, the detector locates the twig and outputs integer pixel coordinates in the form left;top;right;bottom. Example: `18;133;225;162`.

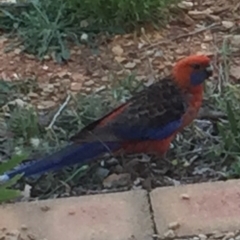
140;27;152;45
0;2;30;8
171;23;220;41
197;109;226;121
47;94;71;129
145;23;221;50
144;51;156;86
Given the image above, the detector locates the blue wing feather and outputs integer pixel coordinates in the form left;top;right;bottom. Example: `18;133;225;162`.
0;142;120;182
113;119;182;140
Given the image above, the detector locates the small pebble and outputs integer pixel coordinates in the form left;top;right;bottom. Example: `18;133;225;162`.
235;235;240;240
95;167;110;180
193;237;200;240
168;221;180;230
0;235;5;240
177;1;193;10
27;233;36;240
40;206;50;212
105;158;118;166
20;225;28;231
181;193;190;200
212;231;225;239
198;234;207;240
222;21;234;29
80;33;88;42
223;232;235;240
225;232;235;239
6;230;19;236
68;210;76;216
164;230;175;238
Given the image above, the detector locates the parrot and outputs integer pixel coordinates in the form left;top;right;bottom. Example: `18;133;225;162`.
0;54;212;182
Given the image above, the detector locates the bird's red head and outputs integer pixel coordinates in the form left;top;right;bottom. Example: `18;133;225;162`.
172;55;212;90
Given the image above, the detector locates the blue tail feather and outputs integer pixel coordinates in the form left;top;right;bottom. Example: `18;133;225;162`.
0;142;120;182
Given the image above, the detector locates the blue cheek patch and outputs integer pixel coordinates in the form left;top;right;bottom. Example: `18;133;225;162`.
190;70;208;86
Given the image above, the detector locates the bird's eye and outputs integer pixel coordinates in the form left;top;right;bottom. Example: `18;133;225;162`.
192;64;201;70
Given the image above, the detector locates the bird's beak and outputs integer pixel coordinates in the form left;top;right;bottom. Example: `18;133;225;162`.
206;64;213;77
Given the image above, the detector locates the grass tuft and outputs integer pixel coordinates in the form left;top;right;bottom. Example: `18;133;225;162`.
0;154;27;203
0;0;180;61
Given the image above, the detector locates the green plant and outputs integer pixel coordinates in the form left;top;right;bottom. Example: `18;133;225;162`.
69;0;179;28
0;154;27;203
0;80;14;107
7;106;41;142
0;0;179;61
201;38;240;176
208;83;240;176
0;0;80;62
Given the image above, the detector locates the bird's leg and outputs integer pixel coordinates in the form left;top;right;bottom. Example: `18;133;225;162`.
152;151;173;175
161;152;169;164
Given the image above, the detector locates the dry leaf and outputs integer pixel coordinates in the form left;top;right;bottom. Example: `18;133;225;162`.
230;66;240;80
70;82;82;91
42;65;48;70
57;70;71;78
112;45;124;56
188;9;212;19
43;84;54;93
124;62;136;69
103;173;131;188
208;14;221;21
222;21;234;29
203;34;213;42
28;92;39;98
21;184;32;199
37;100;56;110
177;1;193;10
71;73;84;81
231;35;240;47
14;48;21;55
114;56;127;63
84;80;94;86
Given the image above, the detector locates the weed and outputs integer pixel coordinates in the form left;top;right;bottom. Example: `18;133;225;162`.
201;39;240;177
0;154;27;203
0;0;180;61
7;106;40;141
210;84;240;176
0;0;80;62
69;0;179;29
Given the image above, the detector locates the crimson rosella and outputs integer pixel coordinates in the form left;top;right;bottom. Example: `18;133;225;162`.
0;54;212;182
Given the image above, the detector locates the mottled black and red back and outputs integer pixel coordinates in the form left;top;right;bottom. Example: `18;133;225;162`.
70;78;186;143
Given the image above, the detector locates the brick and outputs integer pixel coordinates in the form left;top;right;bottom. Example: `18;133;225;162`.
0;190;153;240
150;180;240;237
